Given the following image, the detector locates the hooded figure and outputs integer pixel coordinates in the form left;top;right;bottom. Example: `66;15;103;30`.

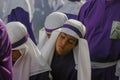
78;0;120;80
0;19;13;80
41;19;91;80
4;0;36;44
6;22;50;80
37;11;68;50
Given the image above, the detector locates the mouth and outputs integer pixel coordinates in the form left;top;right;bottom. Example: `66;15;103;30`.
58;45;64;50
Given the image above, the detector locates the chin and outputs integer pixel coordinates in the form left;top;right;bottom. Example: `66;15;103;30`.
57;49;68;55
60;52;69;55
57;51;64;55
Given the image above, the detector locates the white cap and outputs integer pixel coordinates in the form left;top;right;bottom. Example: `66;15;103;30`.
45;11;68;33
60;19;86;39
6;22;28;45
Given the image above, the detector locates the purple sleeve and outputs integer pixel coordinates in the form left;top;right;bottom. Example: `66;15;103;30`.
0;19;13;80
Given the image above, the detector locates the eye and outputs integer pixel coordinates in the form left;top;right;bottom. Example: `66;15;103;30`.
60;35;65;39
60;33;66;39
68;39;76;45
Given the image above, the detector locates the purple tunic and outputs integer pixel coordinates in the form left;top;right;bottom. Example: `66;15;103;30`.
51;51;77;80
8;7;37;44
0;19;13;80
78;0;120;80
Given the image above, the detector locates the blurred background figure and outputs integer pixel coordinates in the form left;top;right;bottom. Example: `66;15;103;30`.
2;0;37;44
33;0;54;43
0;0;8;21
57;0;87;19
48;0;65;11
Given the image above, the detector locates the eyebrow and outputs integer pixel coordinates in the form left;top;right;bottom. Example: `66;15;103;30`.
62;33;77;41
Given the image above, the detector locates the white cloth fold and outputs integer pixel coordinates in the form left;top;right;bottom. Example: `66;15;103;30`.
37;28;48;50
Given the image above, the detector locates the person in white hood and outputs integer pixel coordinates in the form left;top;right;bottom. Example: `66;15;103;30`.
41;19;91;80
37;11;68;50
6;22;51;80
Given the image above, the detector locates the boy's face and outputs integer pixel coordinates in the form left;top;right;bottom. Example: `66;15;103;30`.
55;32;78;55
12;50;21;62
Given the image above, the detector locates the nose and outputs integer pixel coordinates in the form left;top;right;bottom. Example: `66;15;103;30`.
61;39;67;47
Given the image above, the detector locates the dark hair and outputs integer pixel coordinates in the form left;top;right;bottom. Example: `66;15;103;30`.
75;39;78;46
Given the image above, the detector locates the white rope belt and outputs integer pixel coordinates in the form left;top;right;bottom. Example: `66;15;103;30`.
115;60;120;79
91;60;120;80
91;61;117;69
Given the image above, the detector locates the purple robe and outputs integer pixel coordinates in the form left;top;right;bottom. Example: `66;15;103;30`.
8;7;37;44
78;0;120;80
0;19;13;80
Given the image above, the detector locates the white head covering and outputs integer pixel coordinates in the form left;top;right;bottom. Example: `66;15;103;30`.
41;19;91;80
37;11;68;50
44;11;68;33
3;0;34;22
6;22;50;80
